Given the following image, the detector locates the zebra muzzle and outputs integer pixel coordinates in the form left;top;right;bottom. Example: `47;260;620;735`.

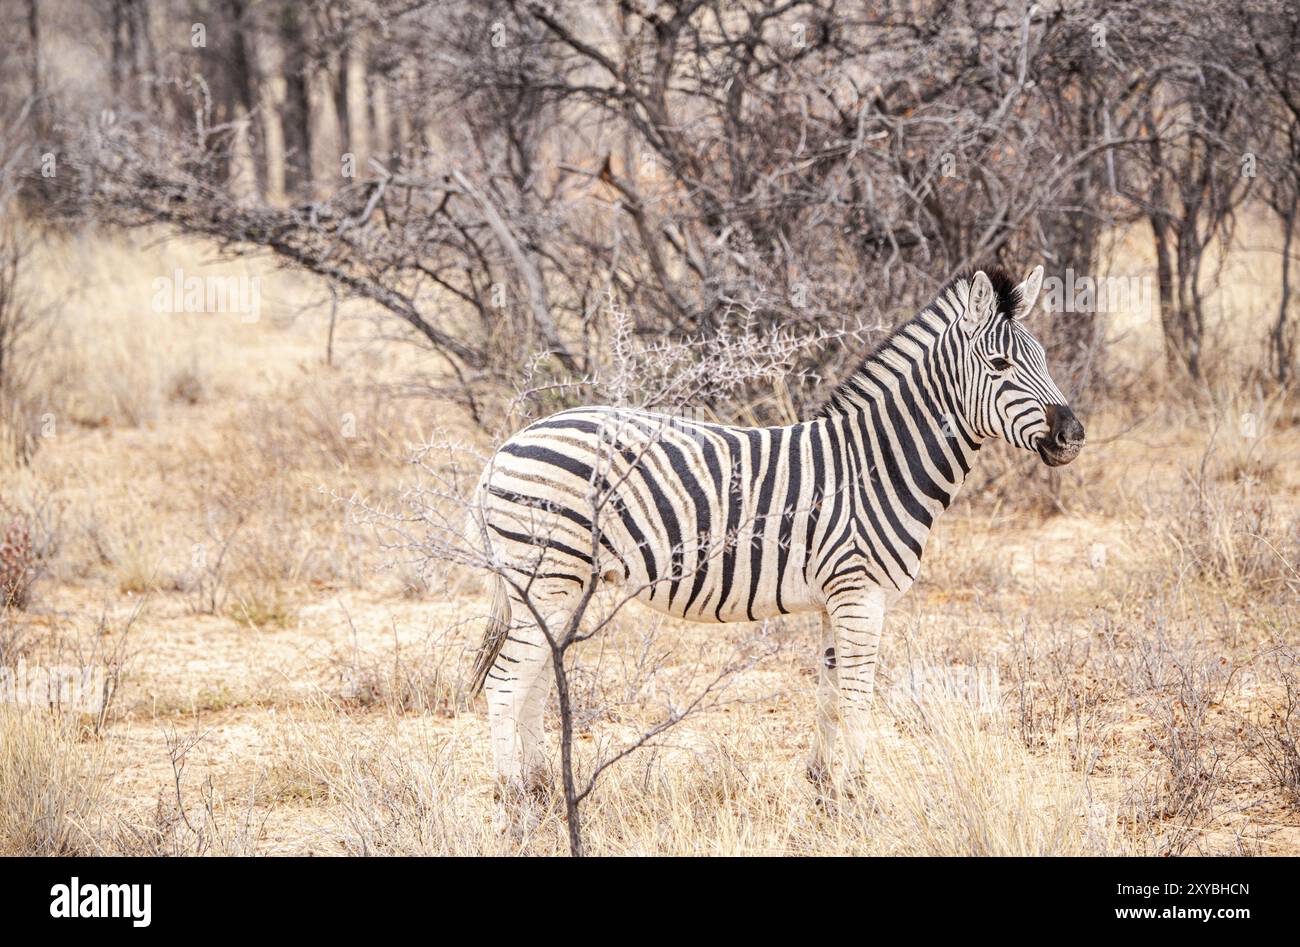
1038;404;1085;466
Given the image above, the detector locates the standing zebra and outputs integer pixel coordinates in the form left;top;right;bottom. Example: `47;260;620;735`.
469;266;1085;791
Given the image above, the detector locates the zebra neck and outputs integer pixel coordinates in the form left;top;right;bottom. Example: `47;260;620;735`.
818;316;984;505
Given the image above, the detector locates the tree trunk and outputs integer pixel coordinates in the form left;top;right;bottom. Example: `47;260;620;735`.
278;7;312;200
224;0;261;201
257;33;287;205
370;75;390;167
26;0;45;135
1150;211;1181;381
309;52;343;200
343;34;370;179
1274;199;1296;386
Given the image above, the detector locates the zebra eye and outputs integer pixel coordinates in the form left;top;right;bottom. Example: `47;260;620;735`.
990;357;1012;372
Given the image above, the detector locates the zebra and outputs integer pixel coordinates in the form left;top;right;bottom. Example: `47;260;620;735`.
467;266;1085;791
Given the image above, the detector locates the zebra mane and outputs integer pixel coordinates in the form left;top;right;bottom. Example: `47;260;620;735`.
816;266;1022;418
953;266;1023;321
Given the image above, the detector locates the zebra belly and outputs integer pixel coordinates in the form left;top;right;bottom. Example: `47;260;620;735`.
624;570;820;623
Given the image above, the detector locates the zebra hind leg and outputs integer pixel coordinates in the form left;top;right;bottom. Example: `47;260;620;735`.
484;585;576;800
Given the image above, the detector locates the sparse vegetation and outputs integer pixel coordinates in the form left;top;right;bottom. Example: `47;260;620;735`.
0;222;1288;855
0;0;1296;858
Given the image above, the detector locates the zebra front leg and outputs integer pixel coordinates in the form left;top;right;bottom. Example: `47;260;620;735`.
807;612;839;787
828;588;886;773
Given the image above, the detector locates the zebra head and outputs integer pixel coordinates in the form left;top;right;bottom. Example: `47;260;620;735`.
954;266;1085;467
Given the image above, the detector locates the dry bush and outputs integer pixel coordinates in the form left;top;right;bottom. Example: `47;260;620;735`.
109;728;268;857
78;495;169;595
1099;613;1247;855
1158;471;1299;600
1001;589;1271;855
1008;617;1120;764
246;373;415;474
179;375;418;621
22;238;232;432
0;497;37;609
1201;385;1289;484
1139;656;1238;853
860;698;1127;856
166;355;208;407
1145;409;1300;601
331;611;465;717
0;610;28;665
1245;651;1300;807
37;313;169;429
57;602;140;736
0;709;106;855
918;512;1018;598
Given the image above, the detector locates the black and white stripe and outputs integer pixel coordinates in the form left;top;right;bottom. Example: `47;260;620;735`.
471;266;1082;788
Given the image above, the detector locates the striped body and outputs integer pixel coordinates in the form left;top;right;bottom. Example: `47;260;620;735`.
472;266;1084;792
480;390;969;623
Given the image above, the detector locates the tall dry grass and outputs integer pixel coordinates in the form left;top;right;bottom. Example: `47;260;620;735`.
0;709;106;855
272;688;1128;856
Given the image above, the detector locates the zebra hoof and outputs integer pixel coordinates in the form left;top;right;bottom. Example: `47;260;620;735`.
492;780;549;840
840;774;879;812
493;799;543;840
806;762;840;808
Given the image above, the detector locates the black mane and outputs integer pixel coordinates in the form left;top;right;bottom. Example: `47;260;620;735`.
815;266;1021;418
956;266;1023;321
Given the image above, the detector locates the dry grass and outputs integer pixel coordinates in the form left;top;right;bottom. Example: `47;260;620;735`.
268;687;1127;856
0;709;106;855
0;223;1295;856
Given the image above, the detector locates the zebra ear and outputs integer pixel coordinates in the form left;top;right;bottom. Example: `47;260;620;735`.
1013;265;1044;320
959;271;996;334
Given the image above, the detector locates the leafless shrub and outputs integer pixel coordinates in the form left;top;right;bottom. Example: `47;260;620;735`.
331;607;462;717
177;383;401;616
57;599;142;736
1121;628;1243;855
1008;617;1119;765
0;610;28;666
1245;650;1300;807
56;0;1266;425
278;708;529;856
166;359;207;406
0;496;38;610
110;728;268;857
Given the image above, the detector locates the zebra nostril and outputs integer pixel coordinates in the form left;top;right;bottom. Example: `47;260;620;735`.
1045;404;1083;450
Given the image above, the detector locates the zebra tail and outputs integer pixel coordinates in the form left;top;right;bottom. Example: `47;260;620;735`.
469;574;510;697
